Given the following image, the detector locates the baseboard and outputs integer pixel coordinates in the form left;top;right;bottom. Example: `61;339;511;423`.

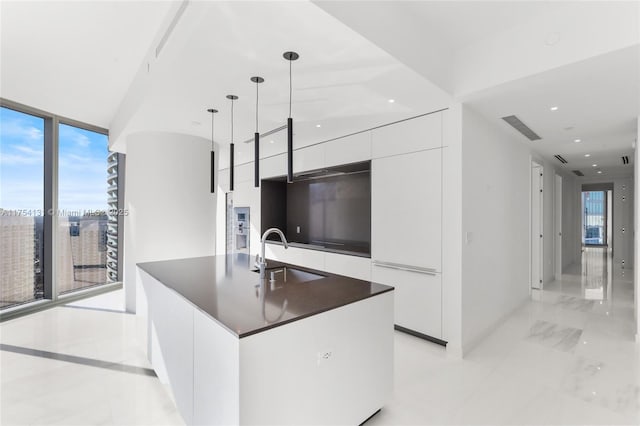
394;325;447;346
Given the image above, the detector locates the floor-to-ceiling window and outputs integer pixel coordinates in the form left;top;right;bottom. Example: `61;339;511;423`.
582;190;607;246
56;123;111;295
0;107;45;308
0;101;122;313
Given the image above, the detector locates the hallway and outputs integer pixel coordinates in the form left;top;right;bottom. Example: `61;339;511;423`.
371;246;639;425
1;248;638;425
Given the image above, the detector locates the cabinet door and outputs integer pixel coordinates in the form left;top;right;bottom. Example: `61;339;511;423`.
372;265;442;339
324;132;371;168
371;149;441;271
235;162;252;184
293;144;325;174
261;153;287;179
264;243;326;271
324;252;371;281
371;112;442;158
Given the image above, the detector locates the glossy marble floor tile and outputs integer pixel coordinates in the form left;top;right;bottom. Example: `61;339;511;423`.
1;247;638;425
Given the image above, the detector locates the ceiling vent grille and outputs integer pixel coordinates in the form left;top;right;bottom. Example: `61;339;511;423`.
554;154;568;164
501;115;541;141
622;155;629;165
572;170;584;177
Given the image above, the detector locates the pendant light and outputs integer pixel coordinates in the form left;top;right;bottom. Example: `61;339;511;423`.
207;108;218;193
227;94;238;191
251;76;264;188
283;51;299;183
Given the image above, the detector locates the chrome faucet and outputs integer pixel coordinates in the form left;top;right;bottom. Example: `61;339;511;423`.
255;228;289;279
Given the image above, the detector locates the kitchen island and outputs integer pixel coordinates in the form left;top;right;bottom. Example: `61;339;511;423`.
137;253;394;425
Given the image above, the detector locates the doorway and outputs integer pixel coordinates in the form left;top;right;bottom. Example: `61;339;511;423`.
531;161;544;290
581;189;611;247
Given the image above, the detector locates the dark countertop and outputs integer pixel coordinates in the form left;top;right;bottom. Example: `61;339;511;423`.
137;253;392;339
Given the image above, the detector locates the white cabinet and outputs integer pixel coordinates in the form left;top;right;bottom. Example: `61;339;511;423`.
265;243;326;271
324;252;371;281
235;163;252;184
372;148;442;271
142;272;195;424
372;264;442;339
293;144;325;174
371;113;442;158
260;153;287;179
324;132;371;168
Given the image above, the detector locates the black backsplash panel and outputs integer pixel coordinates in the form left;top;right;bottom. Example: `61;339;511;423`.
261;162;371;255
260;179;287;240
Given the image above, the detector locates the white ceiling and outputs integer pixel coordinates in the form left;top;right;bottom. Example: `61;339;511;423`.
316;0;640;179
0;0;173;128
112;0;451;151
464;45;639;178
1;0;638;181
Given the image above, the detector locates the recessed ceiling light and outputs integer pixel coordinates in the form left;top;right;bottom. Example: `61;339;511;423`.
388;99;395;103
597;171;602;174
269;140;274;144
574;138;581;143
550;106;558;111
592;164;597;167
584;154;591;157
316;124;321;128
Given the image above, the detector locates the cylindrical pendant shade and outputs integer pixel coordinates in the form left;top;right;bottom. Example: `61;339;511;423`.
210;151;215;193
230;143;235;191
287;117;293;183
254;132;260;188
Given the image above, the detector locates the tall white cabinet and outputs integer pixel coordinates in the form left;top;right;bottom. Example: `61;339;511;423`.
371;114;444;340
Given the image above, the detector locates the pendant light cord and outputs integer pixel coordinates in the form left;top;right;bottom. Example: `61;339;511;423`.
211;113;214;150
231;98;234;144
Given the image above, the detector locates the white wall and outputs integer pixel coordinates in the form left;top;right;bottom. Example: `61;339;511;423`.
441;105;463;357
459;105;533;352
635;115;640;341
561;173;582;270
123;131;216;313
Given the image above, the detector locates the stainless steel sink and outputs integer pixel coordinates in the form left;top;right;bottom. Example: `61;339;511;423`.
252;266;325;284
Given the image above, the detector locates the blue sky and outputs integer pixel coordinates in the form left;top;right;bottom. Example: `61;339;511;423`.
0;107;109;212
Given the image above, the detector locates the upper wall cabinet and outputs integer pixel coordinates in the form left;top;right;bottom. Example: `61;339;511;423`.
371;112;442;158
293;144;325;174
235;163;252;184
261;153;287;180
324;132;372;169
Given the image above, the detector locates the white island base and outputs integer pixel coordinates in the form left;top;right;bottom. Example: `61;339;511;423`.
140;270;394;425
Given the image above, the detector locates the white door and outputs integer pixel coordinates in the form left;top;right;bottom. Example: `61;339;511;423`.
531;163;544;289
555;174;563;280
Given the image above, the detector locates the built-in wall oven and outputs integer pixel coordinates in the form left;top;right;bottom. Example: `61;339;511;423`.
233;207;250;254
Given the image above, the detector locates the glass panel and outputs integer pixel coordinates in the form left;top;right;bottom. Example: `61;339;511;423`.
582;191;606;246
56;123;110;295
0;107;45;308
